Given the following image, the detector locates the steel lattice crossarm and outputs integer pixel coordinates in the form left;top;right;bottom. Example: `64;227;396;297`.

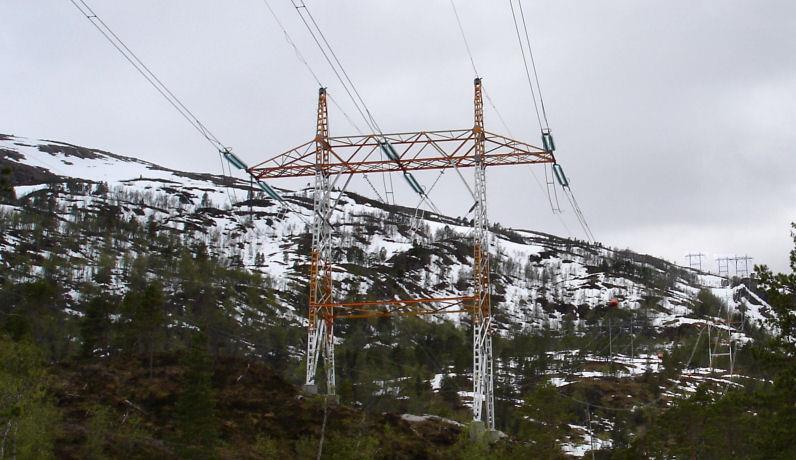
317;295;477;319
248;129;556;179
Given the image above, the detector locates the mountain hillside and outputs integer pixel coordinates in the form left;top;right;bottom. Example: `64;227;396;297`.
0;133;778;457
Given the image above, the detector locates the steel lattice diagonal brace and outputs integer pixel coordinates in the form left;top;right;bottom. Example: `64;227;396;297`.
323;316;336;395
304;316;324;392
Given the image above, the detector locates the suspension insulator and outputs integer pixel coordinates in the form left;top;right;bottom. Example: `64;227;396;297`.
402;172;424;195
257;179;284;201
542;130;556;153
378;140;400;161
223;150;248;170
552;163;569;187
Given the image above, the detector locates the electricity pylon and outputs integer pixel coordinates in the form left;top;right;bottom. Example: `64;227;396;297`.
731;255;753;279
685;253;705;271
304;88;336;396
716;257;731;278
249;79;557;431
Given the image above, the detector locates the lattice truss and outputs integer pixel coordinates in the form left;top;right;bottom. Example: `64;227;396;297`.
250;129;554;179
248;79;557;430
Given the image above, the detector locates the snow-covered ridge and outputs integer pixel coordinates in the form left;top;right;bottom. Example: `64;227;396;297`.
0;133;773;338
0;133;245;190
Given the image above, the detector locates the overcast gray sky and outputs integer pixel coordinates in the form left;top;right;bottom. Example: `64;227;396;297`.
2;1;794;272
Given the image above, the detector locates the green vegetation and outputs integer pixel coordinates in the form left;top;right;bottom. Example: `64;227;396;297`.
1;181;794;458
0;335;59;459
0;185;549;457
0;166;14;202
611;223;796;459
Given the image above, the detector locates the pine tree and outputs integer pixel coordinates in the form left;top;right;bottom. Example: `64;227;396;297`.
120;280;166;372
80;293;113;358
0;166;15;203
174;333;219;458
749;223;796;458
0;335;59;458
518;383;571;457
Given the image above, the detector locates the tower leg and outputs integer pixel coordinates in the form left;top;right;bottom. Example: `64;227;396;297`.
304;316;324;394
305;87;336;395
323;318;336;395
471;78;495;431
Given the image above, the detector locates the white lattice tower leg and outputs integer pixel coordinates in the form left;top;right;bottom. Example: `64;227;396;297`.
306;87;336;395
471;77;495;430
323;317;336;395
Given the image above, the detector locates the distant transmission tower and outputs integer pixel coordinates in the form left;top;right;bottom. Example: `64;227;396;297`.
707;293;738;376
716;257;731;278
249;79;560;432
732;255;753;279
685;253;705;271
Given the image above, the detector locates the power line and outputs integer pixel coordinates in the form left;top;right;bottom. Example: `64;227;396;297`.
261;0;367;137
260;0;387;205
505;0;597;242
517;0;550;129
67;0;225;151
448;1;573;239
304;10;381;132
288;1;398;206
289;1;448;213
508;0;543;131
288;1;377;134
450;0;479;77
66;0;316;224
561;322;708;413
562;186;595;242
262;0;323;87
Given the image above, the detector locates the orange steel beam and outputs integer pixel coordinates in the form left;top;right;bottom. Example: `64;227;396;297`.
317;295;476;309
248;129;556;179
326;296;474;319
312;295;476;319
336;309;471;320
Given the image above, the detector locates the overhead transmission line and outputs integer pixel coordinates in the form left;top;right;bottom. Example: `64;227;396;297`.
287;0;444;214
64;0;314;223
67;0;223;151
562;323;708;413
288;0;395;206
507;0;596;242
260;0;388;204
508;0;544;131
448;0;575;238
506;0;563;215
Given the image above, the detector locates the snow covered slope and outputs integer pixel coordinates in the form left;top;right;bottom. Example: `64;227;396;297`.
1;133;778;457
0;133;773;335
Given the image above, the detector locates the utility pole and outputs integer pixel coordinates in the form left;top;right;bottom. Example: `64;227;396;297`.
587;408;596;460
707;290;736;376
608;316;613;361
707;322;713;371
248;176;254;222
630;313;635;362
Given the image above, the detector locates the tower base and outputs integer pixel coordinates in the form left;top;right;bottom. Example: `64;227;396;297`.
468;421;502;443
303;384;318;395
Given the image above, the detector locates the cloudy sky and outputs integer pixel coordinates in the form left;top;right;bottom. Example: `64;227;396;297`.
2;1;794;272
